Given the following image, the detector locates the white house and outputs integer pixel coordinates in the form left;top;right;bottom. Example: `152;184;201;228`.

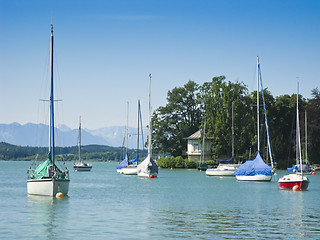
185;130;211;162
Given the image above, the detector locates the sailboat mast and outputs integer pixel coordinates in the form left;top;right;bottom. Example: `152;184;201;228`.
137;100;140;162
257;56;260;152
148;74;152;157
78;116;81;161
202;121;206;164
297;82;303;176
126;101;129;155
232;101;234;159
296;112;299;165
50;24;55;171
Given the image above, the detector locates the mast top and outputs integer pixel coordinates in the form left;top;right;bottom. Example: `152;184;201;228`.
51;24;53;36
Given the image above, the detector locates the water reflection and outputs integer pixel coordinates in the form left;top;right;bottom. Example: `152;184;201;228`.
27;195;69;239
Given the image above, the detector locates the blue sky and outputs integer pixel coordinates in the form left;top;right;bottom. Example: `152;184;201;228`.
1;0;319;129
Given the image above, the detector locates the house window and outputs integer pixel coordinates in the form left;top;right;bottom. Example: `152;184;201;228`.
193;143;199;152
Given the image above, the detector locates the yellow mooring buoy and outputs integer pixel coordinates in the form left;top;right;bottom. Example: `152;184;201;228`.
56;192;64;198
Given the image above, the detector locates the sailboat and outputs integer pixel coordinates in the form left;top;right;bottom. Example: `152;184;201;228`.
137;74;158;178
73;117;92;172
234;57;274;181
122;100;143;175
116;102;130;174
206;102;239;176
27;25;70;196
279;82;309;190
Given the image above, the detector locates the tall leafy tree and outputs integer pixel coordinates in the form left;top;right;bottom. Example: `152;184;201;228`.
199;76;253;160
151;80;203;157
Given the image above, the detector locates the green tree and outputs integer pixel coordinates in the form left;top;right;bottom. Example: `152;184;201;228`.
199;76;253;160
151;80;203;157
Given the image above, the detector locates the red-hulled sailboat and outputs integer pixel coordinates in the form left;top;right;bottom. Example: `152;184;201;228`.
278;82;309;190
278;174;309;190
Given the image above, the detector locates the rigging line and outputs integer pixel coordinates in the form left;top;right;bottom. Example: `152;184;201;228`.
258;65;274;169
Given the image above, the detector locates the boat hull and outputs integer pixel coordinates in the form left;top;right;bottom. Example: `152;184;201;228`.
236;175;272;182
206;164;238;176
137;171;158;178
279;181;309;190
206;169;235;176
122;166;138;175
27;178;70;196
74;166;92;172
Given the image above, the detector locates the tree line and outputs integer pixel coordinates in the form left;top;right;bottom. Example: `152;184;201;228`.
0;142;138;162
151;76;320;169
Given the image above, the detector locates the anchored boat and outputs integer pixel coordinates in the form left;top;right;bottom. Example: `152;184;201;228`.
279;82;309;190
234;57;275;181
27;24;70;196
137;74;158;178
74;117;92;172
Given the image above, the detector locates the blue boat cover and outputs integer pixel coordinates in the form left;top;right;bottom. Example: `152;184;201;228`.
216;157;233;164
130;154;139;163
116;154;129;169
287;165;298;171
234;152;272;176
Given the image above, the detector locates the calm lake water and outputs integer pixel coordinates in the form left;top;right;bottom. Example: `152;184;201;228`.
1;161;320;239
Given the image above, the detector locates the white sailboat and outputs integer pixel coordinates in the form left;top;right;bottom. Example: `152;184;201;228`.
137;74;158;178
73;117;92;172
122;100;144;175
27;25;70;196
234;57;274;181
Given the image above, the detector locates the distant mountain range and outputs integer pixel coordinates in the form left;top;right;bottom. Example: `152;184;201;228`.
0;122;146;149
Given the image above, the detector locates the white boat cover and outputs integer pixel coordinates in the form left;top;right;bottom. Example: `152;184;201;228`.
137;155;158;176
